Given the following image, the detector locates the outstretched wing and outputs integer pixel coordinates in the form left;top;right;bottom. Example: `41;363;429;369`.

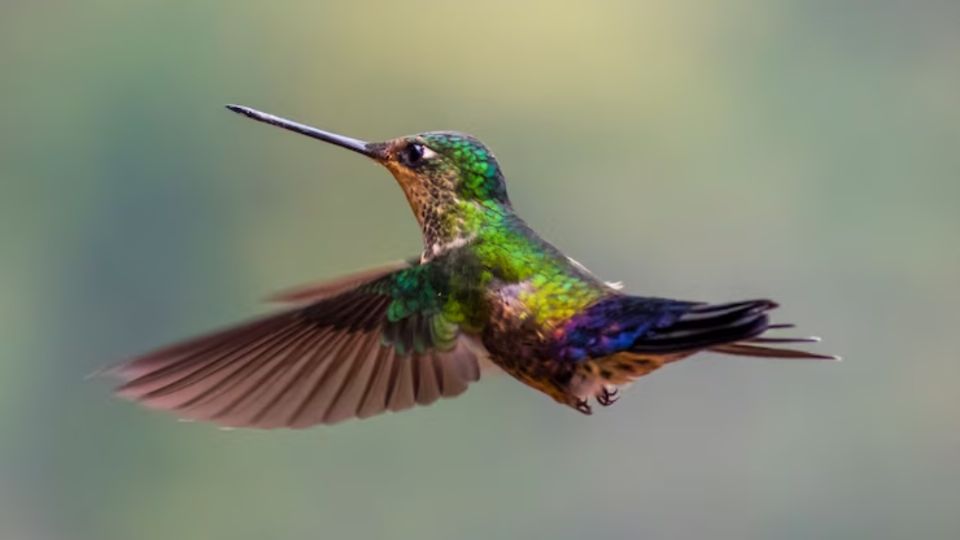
266;259;413;304
110;260;481;429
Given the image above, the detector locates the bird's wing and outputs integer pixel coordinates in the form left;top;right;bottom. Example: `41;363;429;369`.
109;261;482;428
552;297;833;361
266;259;413;303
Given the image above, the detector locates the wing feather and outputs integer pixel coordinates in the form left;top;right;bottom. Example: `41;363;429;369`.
387;354;417;412
110;260;483;429
268;260;411;304
414;353;441;406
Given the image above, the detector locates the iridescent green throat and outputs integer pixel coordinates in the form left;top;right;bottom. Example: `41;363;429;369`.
413;132;513;257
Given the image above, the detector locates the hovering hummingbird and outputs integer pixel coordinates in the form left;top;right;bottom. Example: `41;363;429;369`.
110;105;835;428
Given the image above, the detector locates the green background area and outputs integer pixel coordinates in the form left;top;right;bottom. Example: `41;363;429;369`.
2;1;958;538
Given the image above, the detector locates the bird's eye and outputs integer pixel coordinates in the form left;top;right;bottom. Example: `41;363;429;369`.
399;143;436;167
400;143;424;167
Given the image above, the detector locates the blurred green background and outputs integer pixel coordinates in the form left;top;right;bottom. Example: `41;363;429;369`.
2;1;959;539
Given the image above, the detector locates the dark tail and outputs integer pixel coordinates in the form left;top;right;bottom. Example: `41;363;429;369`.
631;300;837;360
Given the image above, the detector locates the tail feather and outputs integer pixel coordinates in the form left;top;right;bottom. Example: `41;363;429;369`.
712;343;839;360
631;300;775;354
630;299;835;360
747;336;820;344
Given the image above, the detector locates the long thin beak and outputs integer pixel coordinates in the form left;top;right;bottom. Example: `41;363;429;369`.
226;104;378;158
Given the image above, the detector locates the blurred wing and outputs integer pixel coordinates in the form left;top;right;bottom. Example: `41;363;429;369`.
267;259;413;304
110;262;481;429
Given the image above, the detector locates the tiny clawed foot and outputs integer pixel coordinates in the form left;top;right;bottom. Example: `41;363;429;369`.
596;386;619;407
575;399;593;415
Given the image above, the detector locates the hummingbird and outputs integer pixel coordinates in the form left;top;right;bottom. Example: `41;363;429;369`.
109;105;836;428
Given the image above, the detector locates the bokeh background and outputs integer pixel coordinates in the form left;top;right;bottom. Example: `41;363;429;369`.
2;1;959;539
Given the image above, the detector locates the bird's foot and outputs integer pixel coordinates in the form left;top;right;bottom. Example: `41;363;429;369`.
596;386;619;407
574;399;593;415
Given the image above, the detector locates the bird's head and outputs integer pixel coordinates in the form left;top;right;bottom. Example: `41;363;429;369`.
227;105;511;253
